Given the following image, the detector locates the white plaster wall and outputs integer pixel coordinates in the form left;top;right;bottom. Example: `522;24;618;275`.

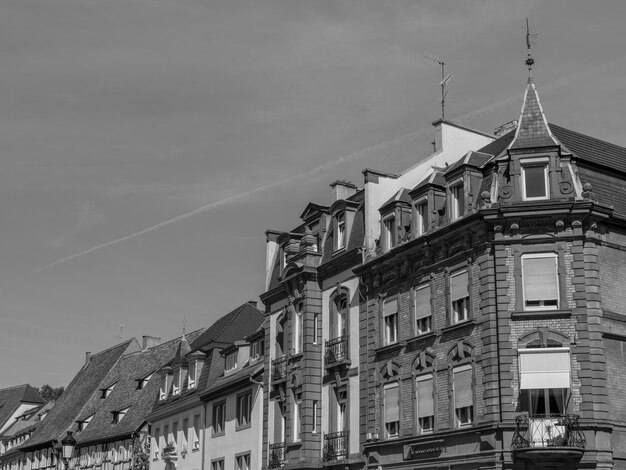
204;385;263;470
0;403;40;434
149;405;204;470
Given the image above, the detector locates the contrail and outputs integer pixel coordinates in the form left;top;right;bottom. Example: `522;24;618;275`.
33;128;430;273
33;52;626;273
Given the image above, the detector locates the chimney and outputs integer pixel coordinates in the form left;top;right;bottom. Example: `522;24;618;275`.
330;180;357;202
247;300;258;308
142;336;162;350
494;120;518;137
85;352;91;365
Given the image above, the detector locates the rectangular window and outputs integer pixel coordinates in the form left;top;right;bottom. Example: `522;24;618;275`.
521;160;549;200
235;454;250;470
250;339;263;359
312;400;318;434
153;428;160;456
450;270;469;323
414;284;432;335
293;396;302;442
274;401;285;443
416;201;428;236
188;361;197;389
383;383;399;438
159;375;167;401
313;313;320;345
163;425;169;449
182;418;188;448
192;415;200;450
451;183;464;220
212;402;225;436
236;391;253;429
518;347;570;390
225;351;238;373
336;212;346;250
172;422;178;448
522;253;559;310
211;459;224;470
172;369;181;396
294;304;304;354
383;298;398;345
383;216;396;251
453;365;473;427
416;375;434;433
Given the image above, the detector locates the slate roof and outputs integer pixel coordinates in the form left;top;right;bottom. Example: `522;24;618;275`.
509;78;560;150
71;330;204;446
410;170;446;194
202;362;263;399
23;339;139;450
189;303;265;352
0;385;44;431
380;188;412;213
444;151;492;175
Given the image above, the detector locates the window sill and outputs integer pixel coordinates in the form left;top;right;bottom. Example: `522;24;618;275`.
406;331;437;347
511;309;571;319
211;431;225;438
235;423;252;432
441;319;475;335
286;441;302;450
374;341;404;357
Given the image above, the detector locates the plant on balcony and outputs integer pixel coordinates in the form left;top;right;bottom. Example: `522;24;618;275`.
161;442;177;462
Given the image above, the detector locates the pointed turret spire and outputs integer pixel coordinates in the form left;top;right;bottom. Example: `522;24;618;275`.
509;20;560;150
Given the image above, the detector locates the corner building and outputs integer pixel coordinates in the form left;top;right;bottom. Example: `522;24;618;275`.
354;76;626;470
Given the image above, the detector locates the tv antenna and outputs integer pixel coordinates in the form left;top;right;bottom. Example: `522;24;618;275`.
524;18;538;77
425;54;453;120
117;323;125;340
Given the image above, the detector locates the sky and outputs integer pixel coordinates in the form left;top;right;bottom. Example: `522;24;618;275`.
2;0;625;388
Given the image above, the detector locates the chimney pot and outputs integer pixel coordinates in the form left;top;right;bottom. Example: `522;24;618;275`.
247;300;258;308
330;180;357;202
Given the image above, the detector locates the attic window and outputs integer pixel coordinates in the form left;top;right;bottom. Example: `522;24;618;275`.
136;373;153;390
188;361;198;389
521;157;549;200
450;181;464;221
225;351;238;373
250;338;264;360
100;383;116;399
76;414;94;432
172;368;181;396
383;215;396;251
111;407;130;424
336;211;346;250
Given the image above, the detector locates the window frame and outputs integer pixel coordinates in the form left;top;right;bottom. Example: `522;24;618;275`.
413;283;433;336
235;453;251;470
452;364;474;429
293;394;302;443
382;297;399;345
450;179;465;221
520;157;550;201
415;374;435;434
521;252;559;311
210;458;224;470
383;382;400;439
449;268;471;324
236;390;253;430
212;401;226;437
293;303;304;355
225;351;238;373
415;198;429;237
172;368;181;396
382;214;396;252
335;211;346;251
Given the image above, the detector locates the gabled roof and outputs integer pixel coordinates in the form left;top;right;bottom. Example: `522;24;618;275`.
22;339;139;450
189;303;265;352
202;363;263;400
0;385;44;431
379;188;412;213
410;169;446;195
444;151;492;175
299;203;329;221
509;78;560;150
71;330;203;446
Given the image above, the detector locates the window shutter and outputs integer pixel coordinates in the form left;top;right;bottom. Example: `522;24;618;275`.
519;348;570;389
450;271;469;302
273;401;282;440
384;384;399;423
416;377;434;417
453;367;473;408
384;299;398;317
415;286;431;320
523;256;558;301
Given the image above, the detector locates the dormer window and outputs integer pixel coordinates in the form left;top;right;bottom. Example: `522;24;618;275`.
250;338;264;360
159;374;168;401
172;368;181;396
76;414;94;432
111;407;130;424
521;157;549;200
225;351;238;373
383;216;396;251
450;181;464;221
188;361;197;389
415;200;428;236
136;373;153;390
100;383;116;399
336;211;346;250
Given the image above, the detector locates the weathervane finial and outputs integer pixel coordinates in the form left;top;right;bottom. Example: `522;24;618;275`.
525;18;537;78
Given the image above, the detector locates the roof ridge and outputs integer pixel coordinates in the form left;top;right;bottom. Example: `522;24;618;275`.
88;338;136;359
550;123;626;152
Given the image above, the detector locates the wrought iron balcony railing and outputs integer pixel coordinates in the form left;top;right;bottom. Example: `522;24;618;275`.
268;442;286;469
511;414;586;451
271;355;288;382
323;431;349;461
324;336;349;367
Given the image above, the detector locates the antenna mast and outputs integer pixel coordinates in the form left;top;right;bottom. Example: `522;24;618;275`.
525;18;537;77
425;55;453;120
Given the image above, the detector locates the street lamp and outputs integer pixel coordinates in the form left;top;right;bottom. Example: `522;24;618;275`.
60;431;76;469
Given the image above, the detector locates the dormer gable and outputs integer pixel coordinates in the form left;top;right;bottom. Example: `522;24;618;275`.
378;189;412;253
328;196;360;253
443;151;492;222
409;170;446;237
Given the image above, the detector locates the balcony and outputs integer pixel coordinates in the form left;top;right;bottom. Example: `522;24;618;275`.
268;442;286;469
323;431;349;461
324;336;350;368
271;355;288;383
512;415;585;464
